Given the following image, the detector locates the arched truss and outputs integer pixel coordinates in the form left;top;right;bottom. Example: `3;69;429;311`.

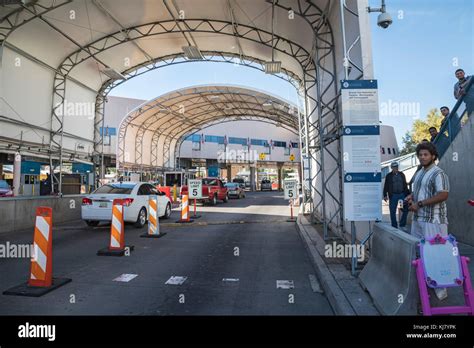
117;85;301;170
0;0;370;236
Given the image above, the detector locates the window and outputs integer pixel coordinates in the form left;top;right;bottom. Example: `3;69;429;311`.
94;184;135;194
284;147;290;155
388;148;391;154
393;148;396;155
229;137;247;145
192;141;201;151
138;184;151;195
381;147;385;154
273;141;286;148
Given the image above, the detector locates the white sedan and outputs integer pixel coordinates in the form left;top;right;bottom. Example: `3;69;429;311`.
81;182;172;228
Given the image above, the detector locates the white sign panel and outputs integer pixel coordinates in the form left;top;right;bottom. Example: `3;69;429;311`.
341;80;381;221
284;180;297;200
188;179;202;199
421;237;463;288
343;180;382;221
341;80;379;126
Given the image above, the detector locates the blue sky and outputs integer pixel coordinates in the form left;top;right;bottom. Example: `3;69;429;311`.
110;0;473;147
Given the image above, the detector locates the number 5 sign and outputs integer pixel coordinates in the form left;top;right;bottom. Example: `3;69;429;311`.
284;180;297;200
188;179;202;199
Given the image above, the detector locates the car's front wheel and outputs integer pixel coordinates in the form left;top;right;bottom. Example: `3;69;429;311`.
210;194;217;206
135;207;147;228
223;193;228;203
163;203;171;219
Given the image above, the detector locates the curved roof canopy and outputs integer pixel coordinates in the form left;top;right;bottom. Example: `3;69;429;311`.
118;84;301;170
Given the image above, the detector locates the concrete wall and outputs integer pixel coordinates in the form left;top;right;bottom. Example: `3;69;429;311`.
438;116;474;245
0;195;84;234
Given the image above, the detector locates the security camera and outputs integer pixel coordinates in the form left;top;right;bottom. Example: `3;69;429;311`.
377;12;392;29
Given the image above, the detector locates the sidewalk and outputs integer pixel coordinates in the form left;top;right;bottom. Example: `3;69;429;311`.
297;212;474;315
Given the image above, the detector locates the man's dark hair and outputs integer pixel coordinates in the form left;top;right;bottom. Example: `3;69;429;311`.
421;139;429;142
416;142;438;160
455;68;464;73
440;106;449;111
428;126;437;131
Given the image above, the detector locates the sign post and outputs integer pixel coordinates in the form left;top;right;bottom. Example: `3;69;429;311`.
188;179;202;219
284;180;297;222
341;79;382;276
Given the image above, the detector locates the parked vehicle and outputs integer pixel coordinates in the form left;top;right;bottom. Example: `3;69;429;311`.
81;182;172;228
181;177;228;205
260;179;272;191
0;180;13;197
225;183;246;199
232;177;246;189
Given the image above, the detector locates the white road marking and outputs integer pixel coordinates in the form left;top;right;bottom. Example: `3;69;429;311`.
276;280;294;289
165;276;188;285
222;278;239;282
113;274;138;282
308;274;323;293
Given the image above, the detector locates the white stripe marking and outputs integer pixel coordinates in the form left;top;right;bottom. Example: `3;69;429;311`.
35;216;50;241
34;243;47;272
112;215;122;233
276;280;294;289
113;274;138;282
110;235;120;248
165;276;187;285
222;278;239;282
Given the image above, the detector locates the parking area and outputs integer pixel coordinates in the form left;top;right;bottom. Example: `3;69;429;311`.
0;191;333;315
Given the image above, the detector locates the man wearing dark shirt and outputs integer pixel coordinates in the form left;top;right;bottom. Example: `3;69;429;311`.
383;162;410;229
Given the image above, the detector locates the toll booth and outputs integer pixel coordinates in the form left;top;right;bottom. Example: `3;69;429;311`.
20;161;41;196
72;163;95;193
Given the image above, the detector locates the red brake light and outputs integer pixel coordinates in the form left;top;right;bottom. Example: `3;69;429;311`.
82;198;92;205
123;198;134;207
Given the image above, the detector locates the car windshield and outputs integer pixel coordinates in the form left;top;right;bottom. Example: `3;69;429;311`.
94;183;135;194
202;179;219;185
0;180;9;189
225;183;238;188
232;178;244;183
262;180;270;183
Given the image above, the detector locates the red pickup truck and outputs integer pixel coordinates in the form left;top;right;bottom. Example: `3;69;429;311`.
181;177;228;205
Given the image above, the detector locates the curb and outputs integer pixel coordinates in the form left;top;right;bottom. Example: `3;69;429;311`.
295;214;356;315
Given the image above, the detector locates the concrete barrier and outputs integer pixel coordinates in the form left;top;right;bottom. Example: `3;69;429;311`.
359;222;419;315
0;195;84;234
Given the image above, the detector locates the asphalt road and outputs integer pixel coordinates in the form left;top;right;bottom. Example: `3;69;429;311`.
0;190;333;315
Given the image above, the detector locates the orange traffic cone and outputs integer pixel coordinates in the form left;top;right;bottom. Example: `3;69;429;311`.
3;207;71;297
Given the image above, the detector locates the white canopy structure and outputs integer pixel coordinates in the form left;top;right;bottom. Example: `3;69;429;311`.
0;0;374;236
118;84;301;171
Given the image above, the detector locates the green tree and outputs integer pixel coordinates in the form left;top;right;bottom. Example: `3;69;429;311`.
400;108;443;154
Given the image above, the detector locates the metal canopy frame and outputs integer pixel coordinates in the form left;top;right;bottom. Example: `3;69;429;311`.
1;0;355;238
117;85;301;171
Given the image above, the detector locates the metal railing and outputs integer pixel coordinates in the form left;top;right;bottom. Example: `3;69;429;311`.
433;76;473;158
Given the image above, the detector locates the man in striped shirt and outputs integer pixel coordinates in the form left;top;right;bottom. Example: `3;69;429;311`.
405;142;450;300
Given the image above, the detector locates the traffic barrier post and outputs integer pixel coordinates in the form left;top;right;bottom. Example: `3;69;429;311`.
176;194;193;223
141;196;166;238
97;199;134;256
3;207;71;297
